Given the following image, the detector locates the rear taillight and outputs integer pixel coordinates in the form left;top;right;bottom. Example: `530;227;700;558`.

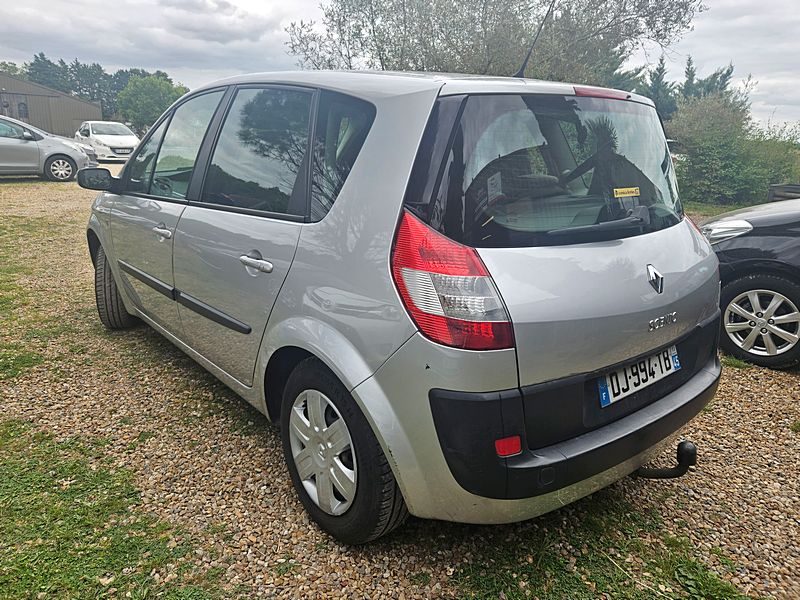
391;210;514;350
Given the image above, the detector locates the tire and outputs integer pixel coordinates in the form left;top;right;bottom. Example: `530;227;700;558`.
280;357;408;544
720;273;800;369
94;245;137;330
43;155;77;182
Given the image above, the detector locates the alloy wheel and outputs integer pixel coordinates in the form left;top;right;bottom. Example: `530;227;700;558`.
50;159;73;180
724;289;800;356
288;389;357;516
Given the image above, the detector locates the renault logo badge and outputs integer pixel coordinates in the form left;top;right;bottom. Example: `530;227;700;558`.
647;264;664;294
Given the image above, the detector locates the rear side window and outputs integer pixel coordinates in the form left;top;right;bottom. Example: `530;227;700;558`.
149;91;224;199
405;94;682;247
310;91;376;221
200;87;312;216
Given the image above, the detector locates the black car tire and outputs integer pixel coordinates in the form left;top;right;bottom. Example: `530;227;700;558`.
43;155;77;182
280;357;408;544
720;273;800;369
95;245;138;329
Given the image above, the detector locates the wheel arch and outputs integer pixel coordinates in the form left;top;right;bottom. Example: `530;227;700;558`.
721;259;800;288
258;316;394;424
87;228;101;266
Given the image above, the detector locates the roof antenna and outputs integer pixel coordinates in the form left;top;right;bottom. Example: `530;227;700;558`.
513;0;558;78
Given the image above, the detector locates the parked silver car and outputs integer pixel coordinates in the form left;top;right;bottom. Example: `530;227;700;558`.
0;115;96;181
75;121;140;161
79;72;722;544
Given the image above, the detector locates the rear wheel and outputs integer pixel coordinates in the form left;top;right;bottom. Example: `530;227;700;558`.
94;245;137;329
720;273;800;369
280;357;408;544
44;155;77;182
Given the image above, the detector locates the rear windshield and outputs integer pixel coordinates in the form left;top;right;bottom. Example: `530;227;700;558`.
405;94;683;247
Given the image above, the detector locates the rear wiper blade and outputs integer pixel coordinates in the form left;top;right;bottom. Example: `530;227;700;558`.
547;206;651;236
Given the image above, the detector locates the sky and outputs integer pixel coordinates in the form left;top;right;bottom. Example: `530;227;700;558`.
0;0;797;124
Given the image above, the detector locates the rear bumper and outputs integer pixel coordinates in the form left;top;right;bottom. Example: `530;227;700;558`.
430;354;719;500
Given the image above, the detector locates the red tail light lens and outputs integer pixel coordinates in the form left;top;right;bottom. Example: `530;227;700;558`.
495;435;522;457
391;210;514;350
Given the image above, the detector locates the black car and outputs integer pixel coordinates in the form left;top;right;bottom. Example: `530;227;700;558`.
702;199;800;368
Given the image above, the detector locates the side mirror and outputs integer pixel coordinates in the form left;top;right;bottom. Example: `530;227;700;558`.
22;131;34;141
77;167;116;191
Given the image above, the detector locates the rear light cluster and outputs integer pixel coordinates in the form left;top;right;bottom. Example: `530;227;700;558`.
391;210;514;350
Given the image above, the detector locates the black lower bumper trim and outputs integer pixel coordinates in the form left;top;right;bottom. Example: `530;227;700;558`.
429;355;720;500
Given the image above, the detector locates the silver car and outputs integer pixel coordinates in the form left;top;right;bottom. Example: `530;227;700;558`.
79;72;722;544
0;115;96;181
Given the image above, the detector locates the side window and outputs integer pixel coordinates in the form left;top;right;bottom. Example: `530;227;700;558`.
0;120;24;139
79;125;90;137
123;118;168;194
150;91;224;200
310;91;375;221
200;87;311;215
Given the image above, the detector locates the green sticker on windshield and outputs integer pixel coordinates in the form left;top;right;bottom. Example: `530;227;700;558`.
614;187;640;198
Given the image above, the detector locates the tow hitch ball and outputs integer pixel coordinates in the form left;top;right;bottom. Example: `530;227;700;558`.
635;441;697;479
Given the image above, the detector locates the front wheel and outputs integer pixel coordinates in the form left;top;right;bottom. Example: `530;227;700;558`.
94;245;138;330
720;273;800;369
44;155;77;182
280;358;408;544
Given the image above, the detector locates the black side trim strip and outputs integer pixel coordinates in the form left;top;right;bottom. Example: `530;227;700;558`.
118;259;252;334
175;291;252;334
118;260;175;299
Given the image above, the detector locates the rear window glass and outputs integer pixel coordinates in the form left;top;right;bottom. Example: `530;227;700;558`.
405;94;683;247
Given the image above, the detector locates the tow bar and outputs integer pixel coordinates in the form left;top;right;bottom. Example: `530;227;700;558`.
635;440;697;479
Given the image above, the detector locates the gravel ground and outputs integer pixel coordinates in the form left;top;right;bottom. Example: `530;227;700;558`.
1;175;799;598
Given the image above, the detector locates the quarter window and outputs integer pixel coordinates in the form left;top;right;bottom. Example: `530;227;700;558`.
149;91;224;200
200;87;312;216
124;119;168;194
310;91;375;221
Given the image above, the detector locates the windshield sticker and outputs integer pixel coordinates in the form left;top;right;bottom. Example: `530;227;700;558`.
487;171;503;204
613;187;640;198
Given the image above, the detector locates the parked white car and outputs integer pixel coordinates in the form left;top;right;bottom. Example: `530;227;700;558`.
75;121;140;161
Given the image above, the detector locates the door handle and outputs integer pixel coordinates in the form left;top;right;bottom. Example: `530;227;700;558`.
152;224;173;240
239;254;274;273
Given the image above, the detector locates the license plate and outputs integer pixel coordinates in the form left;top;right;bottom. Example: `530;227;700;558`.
598;346;681;407
115;148;131;154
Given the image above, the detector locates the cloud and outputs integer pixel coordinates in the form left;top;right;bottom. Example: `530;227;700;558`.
0;0;321;86
1;0;798;123
629;0;800;123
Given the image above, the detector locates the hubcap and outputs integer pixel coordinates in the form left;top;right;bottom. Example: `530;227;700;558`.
50;159;73;180
724;289;800;356
288;390;356;516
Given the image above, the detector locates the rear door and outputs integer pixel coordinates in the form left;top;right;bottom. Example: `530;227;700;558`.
109;90;225;332
171;86;313;385
0;119;39;173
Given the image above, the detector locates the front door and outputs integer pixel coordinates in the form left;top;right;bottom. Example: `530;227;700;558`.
0;119;39;173
109;90;225;332
173;86;312;385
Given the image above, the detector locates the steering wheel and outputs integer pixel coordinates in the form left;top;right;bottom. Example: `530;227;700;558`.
558;139;614;185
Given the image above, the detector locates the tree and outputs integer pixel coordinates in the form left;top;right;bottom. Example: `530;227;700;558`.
0;61;27;78
681;55;698;98
285;0;704;87
117;75;188;133
668;93;800;204
637;56;677;119
26;53;71;93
